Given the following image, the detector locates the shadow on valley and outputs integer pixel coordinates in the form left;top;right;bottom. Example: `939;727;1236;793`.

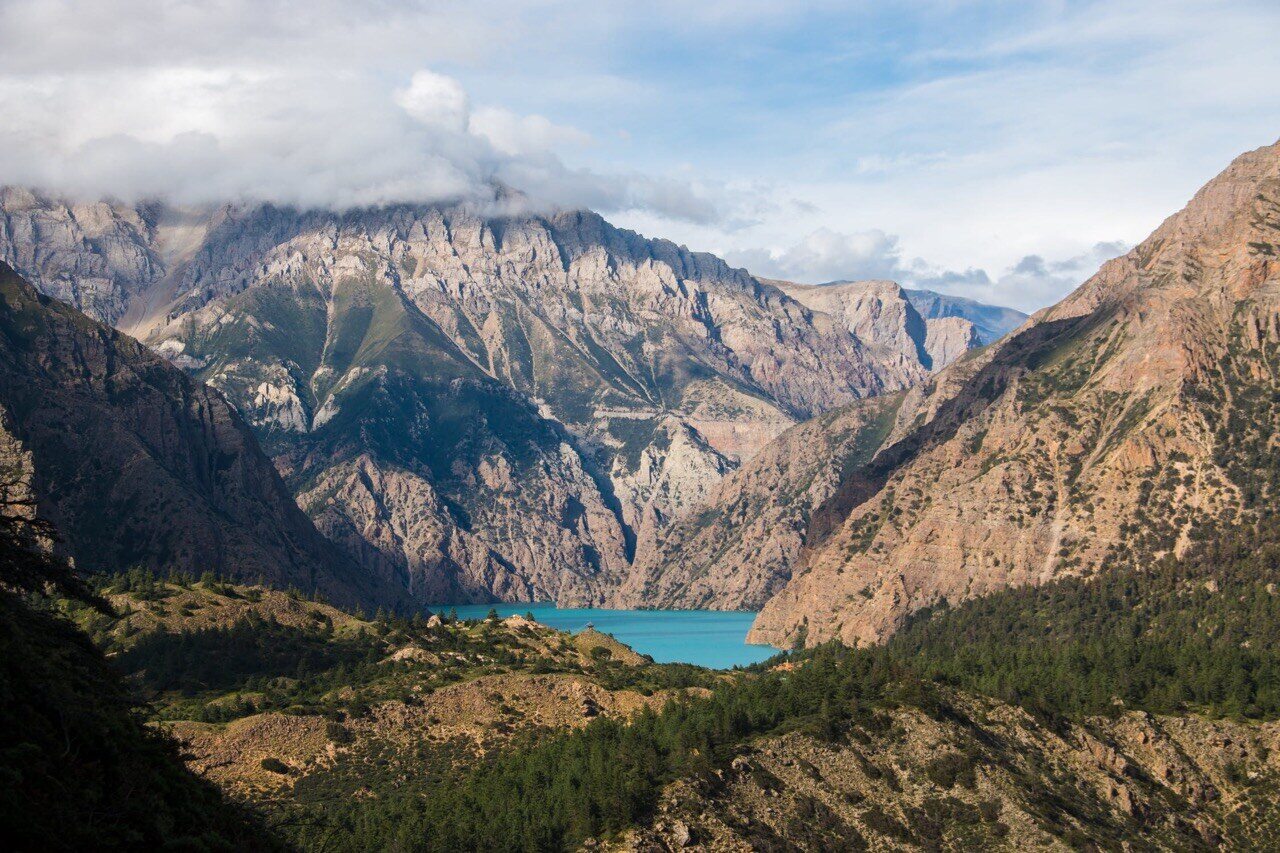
0;502;276;851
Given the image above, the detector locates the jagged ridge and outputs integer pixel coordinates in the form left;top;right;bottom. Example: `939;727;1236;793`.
0;193;1010;607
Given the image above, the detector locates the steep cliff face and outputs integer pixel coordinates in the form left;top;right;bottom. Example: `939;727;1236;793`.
0;262;382;607
750;138;1280;647
1;196;963;605
613;394;903;610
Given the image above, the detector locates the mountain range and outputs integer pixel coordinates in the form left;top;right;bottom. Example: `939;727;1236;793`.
14;140;1278;656
0;189;1022;607
12;133;1278;658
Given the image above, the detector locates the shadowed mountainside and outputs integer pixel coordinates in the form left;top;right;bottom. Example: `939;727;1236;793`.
0;262;388;607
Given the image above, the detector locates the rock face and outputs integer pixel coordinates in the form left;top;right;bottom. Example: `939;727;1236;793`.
1;195;1005;606
613;394;903;611
750;138;1280;647
922;315;981;368
0;262;383;608
772;277;1008;373
0;187;163;327
769;279;935;373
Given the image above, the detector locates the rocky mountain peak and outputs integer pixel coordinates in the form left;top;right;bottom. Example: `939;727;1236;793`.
768;278;935;373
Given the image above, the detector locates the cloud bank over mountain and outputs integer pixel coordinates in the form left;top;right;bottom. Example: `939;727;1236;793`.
729;230;1128;313
3;0;1278;311
0;62;728;221
0;1;738;221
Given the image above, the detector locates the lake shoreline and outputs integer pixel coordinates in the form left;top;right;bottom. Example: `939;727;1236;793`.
432;602;780;669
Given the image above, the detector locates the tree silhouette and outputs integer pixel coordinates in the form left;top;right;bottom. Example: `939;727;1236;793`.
0;475;105;610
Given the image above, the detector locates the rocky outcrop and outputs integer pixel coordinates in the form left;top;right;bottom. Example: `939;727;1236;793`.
0;262;384;608
750;138;1280;647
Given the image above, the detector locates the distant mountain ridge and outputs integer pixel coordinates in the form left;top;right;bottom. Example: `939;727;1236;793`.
766;277;1018;373
903;287;1029;344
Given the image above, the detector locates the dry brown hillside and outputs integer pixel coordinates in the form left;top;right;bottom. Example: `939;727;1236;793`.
748;138;1280;647
622;694;1280;851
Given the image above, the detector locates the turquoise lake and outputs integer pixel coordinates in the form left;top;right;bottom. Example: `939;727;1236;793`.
439;603;781;669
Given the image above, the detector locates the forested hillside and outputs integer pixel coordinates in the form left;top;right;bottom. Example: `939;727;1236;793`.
67;531;1280;850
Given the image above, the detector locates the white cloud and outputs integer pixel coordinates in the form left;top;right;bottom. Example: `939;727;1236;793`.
729;230;1129;311
0;2;746;221
0;61;737;220
470;108;594;158
726;228;903;282
396;71;471;134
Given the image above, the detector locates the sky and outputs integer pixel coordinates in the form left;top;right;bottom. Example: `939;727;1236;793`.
1;1;1278;311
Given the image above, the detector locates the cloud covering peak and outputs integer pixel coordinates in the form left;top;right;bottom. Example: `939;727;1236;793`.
0;2;732;221
3;0;1278;312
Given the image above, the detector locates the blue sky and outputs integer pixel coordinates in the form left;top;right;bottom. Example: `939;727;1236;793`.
2;1;1278;310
